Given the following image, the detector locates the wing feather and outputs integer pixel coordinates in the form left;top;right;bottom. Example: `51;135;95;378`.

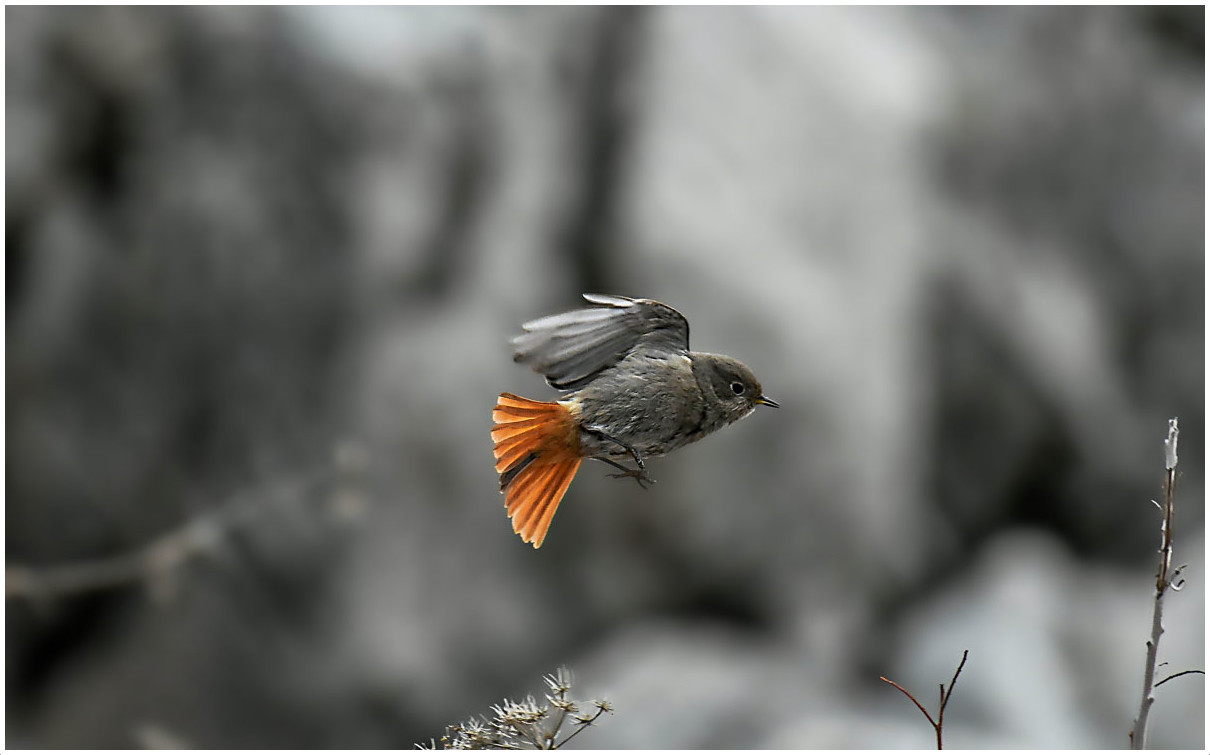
511;294;690;390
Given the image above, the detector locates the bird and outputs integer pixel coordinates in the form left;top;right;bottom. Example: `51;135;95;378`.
491;294;778;548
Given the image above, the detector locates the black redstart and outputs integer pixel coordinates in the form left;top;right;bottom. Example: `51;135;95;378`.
492;294;778;547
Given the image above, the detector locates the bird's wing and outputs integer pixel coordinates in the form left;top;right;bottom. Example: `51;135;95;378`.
511;293;691;390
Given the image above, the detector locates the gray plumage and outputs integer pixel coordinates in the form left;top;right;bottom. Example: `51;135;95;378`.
511;294;692;390
510;294;778;464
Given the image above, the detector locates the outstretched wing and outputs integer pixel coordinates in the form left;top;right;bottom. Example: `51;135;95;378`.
511;293;690;390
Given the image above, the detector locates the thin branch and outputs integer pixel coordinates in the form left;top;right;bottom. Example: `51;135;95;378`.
937;650;967;738
1129;418;1180;749
880;650;969;750
6;443;368;605
878;677;937;728
1154;669;1204;688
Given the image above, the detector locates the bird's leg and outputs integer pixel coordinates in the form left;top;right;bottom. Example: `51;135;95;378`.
584;427;647;469
583;426;655;488
591;456;656;489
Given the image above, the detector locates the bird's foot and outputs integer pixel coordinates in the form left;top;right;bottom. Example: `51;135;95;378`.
592;455;656;489
606;467;656;490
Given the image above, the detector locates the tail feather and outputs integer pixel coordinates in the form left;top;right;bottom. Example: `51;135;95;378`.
492;393;583;548
532;462;579;544
493;395;553;418
491;417;549;438
507;462;551;530
493;434;538;473
507;459;581;548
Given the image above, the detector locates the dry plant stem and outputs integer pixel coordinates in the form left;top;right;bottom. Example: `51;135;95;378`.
5;462;354;604
552;707;609;749
428;667;612;750
1129;418;1181;750
880;649;968;750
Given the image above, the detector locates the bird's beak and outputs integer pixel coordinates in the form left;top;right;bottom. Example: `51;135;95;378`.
755;395;780;408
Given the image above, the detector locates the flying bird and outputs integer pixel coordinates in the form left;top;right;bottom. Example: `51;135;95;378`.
492;294;778;548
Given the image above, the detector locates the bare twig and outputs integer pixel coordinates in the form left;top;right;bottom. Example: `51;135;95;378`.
1154;669;1204;688
878;677;934;726
880;649;968;750
1128;418;1181;749
6;441;368;605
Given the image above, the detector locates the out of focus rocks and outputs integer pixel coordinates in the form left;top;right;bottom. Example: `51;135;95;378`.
7;5;1202;749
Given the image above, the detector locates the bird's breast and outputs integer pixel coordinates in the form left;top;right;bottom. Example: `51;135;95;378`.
566;352;710;458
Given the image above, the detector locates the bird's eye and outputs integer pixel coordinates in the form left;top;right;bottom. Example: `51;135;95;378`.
730;381;745;396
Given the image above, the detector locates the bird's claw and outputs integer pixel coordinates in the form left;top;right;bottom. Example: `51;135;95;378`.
606;468;656;489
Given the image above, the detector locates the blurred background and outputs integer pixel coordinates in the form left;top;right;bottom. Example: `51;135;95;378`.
5;6;1204;749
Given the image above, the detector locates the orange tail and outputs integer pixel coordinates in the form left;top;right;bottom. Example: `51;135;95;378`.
492;393;583;548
